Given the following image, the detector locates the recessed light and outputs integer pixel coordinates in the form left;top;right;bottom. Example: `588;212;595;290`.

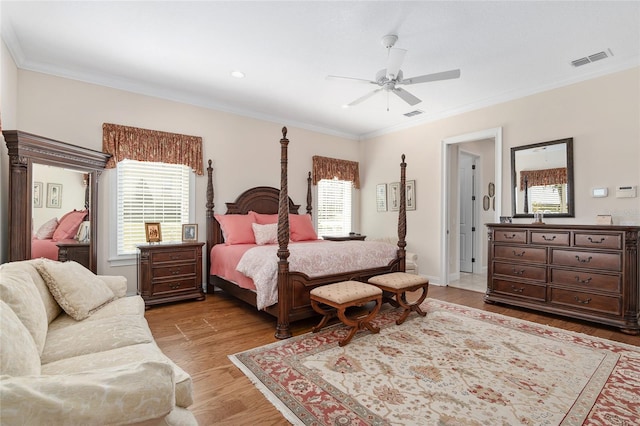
230;70;245;79
341;104;350;109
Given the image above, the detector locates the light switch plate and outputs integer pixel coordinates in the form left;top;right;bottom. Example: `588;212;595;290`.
592;187;608;198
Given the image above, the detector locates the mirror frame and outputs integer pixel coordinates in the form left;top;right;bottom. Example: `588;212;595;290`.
3;130;111;272
511;137;574;218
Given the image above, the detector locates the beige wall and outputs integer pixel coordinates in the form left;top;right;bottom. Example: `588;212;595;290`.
8;70;360;292
361;67;640;283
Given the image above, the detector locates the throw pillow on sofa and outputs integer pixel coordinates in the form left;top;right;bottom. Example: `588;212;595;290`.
36;260;115;320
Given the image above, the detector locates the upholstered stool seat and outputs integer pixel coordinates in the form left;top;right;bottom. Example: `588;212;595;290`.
368;272;429;325
310;281;382;346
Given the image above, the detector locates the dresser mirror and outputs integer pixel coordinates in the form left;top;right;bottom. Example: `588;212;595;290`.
511;137;574;218
4;130;110;272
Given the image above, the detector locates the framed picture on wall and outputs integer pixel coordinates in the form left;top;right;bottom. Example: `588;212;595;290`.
33;182;43;208
376;183;387;212
46;183;62;208
406;180;416;211
145;222;162;243
389;182;400;211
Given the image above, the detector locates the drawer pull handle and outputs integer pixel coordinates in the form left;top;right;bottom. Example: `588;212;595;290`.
575;255;593;264
587;237;605;244
169;283;181;290
503;233;517;239
542;235;556;241
574;296;591;305
510;285;524;293
171;270;181;275
170;255;180;260
512;267;525;276
575;276;592;284
513;250;526;257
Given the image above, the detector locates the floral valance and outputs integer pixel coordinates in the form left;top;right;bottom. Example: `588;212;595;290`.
102;123;204;175
520;167;567;190
312;155;360;189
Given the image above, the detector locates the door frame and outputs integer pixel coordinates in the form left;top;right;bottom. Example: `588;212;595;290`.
440;127;502;285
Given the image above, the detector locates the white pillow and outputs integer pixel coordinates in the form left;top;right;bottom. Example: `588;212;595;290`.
35;260;115;321
252;223;278;245
35;217;58;240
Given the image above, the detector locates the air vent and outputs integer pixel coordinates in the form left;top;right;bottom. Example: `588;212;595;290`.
571;49;613;67
404;110;424;117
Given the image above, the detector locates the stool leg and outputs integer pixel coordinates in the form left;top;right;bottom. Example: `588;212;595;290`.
335;297;382;347
396;285;429;325
310;299;334;333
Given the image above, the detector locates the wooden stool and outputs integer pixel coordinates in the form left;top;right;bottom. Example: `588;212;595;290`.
368;272;429;325
310;281;383;347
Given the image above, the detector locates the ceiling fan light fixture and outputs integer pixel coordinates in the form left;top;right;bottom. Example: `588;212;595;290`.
230;70;245;79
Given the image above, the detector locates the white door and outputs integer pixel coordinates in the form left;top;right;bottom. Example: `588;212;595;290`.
459;152;476;273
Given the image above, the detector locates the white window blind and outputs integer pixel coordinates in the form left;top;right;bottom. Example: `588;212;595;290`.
530;184;563;213
116;159;191;255
317;179;352;236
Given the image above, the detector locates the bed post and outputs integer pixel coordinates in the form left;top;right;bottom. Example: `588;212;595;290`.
276;127;292;339
397;154;407;271
205;159;215;293
306;171;312;215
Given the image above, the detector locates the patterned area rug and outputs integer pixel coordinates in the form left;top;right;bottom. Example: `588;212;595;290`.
230;299;640;425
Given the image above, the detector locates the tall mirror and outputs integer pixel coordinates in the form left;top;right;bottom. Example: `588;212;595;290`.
4;130;110;272
511;138;574;218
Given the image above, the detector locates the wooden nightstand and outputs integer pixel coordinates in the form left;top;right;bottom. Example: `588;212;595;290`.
322;234;366;241
137;242;205;308
57;240;90;270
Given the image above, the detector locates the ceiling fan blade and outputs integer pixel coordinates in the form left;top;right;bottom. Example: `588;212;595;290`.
326;75;377;84
402;69;461;85
393;87;422;106
348;88;383;106
386;48;406;80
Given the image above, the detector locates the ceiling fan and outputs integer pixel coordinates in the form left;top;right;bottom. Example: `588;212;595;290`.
328;34;460;109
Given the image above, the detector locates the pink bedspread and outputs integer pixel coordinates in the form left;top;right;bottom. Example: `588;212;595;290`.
31;238;59;260
211;240;397;310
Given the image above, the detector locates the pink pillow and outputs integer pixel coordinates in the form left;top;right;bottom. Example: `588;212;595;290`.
215;214;256;245
252;211;279;225
289;214;318;241
53;210;88;241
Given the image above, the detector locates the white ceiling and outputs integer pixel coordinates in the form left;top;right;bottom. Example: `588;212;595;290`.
2;1;639;140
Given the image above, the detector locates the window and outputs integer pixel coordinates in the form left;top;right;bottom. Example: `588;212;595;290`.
115;159;192;256
530;184;565;213
317;179;352;236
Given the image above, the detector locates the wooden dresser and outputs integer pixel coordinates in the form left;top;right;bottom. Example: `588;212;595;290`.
137;242;205;308
486;224;639;334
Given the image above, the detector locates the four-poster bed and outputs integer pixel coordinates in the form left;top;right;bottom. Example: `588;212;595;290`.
205;127;408;339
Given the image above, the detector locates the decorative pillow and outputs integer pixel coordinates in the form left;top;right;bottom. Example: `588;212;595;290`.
0;300;41;376
35;260;115;321
52;209;87;241
35;217;58;240
252;211;279;225
290;214;318;241
0;269;48;354
215;214;257;245
252;223;278;245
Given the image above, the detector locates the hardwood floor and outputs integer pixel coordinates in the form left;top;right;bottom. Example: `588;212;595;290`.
144;285;639;425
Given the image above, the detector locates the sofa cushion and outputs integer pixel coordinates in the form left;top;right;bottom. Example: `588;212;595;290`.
0;270;48;354
0;301;41;376
0;260;62;323
36;260;115;320
43;342;194;408
50;296;145;330
0;361;174;425
42;315;154;364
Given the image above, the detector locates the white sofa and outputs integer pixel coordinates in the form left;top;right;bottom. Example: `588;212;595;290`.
0;259;197;425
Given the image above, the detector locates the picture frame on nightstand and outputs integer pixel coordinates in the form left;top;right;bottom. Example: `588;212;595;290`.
145;222;162;243
182;224;198;241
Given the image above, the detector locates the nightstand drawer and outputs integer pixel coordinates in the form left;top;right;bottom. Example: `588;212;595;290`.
152;250;198;263
152;263;196;279
152;278;198;295
494;245;546;263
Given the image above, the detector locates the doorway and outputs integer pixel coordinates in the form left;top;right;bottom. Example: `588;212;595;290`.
440;128;502;289
459;151;478;274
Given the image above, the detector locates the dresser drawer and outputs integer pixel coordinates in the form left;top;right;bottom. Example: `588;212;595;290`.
493;279;546;301
494;261;546;282
549;288;621;316
550;268;621;293
152;263;197;279
151;278;199;295
494;245;546;263
493;229;527;244
530;231;569;246
151;249;198;263
551;249;622;271
573;232;622;250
